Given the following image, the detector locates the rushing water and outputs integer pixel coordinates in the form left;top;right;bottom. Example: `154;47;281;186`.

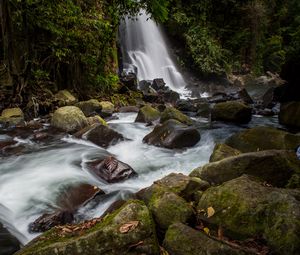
119;10;188;95
0;112;281;245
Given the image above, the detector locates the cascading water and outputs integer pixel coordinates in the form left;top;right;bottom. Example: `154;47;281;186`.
119;10;188;95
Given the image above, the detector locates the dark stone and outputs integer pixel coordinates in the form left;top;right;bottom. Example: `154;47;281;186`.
143;119;200;149
118;106;139;113
120;72;138;91
29;210;74;233
138;80;152;93
85;124;124;148
279;101;300;128
160;90;180;104
0;222;21;255
152;78;166;91
238;88;254;104
176;100;197;112
87;156;137;183
32;132;49;141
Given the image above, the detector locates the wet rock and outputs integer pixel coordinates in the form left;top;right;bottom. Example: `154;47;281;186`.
29;210;74;233
225;126;300;152
160;90;180;104
254;108;274;116
279;101;300;128
196;102;211;118
163;223;251;255
85;124;123;148
191;150;300;187
197;175;300;254
18;201;160;255
87;156;137;183
86;115;107;126
0;139;16;150
143;119;200;149
0;222;21;255
0;107;24;126
209;143;241;162
237;88;254;104
138;80;152;93
54;90;77;106
75;99;102;117
32;132;49;141
118;106;139;113
160;107;193;125
135;105;160;123
152;78;166;91
99;101;114;118
51;106;88;133
208;92;233;103
211;101;252;124
175;100;197;112
120;72;138;91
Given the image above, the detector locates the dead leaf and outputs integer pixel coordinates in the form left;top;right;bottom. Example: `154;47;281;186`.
119;221;139;233
203;227;210;235
207;206;215;218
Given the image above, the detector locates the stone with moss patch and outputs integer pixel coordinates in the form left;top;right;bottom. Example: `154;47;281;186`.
279;101;300;128
197;175;300;254
160;107;193;125
0;107;24;126
75;99;102;117
16;200;160;255
87;115;107;126
209;143;241;162
99;101;114;116
54;90;77;106
135;105;160;123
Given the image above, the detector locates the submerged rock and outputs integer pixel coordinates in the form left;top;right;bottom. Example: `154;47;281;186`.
51;106;88;133
160;107;193;125
29;210;74;233
225;126;300;152
87;156;137;183
197;175;300;254
211;101;252;124
163;223;251;255
18;201;160;255
279;101;300;128
135;105;160;123
209;143;241;162
191;150;300;187
85;124;123;148
143;119;200;149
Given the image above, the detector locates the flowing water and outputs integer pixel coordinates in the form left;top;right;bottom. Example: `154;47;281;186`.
119;10;188;95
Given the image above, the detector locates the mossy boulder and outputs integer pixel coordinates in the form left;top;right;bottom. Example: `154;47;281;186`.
99;101;114;117
160;107;193;125
54;90;77;106
211;101;252;124
163;223;251;255
85;124;124;148
75;99;102;117
191;150;300;187
209;143;241;162
197;175;300;254
279;101;300;128
143;119;200;149
16;200;160;255
135;105;160;123
51;106;88;133
225;126;300;152
0;107;24;126
86;115;107;126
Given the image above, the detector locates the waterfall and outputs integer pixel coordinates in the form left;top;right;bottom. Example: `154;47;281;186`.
119;10;187;95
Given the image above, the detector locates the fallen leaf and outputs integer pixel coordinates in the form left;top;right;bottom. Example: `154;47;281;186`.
160;246;170;255
119;221;139;233
203;227;210;235
207;206;215;218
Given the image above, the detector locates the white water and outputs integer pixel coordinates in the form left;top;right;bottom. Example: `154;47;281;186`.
120;10;188;95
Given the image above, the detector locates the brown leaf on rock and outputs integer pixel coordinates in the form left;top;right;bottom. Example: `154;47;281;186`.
119;221;139;233
207;206;215;218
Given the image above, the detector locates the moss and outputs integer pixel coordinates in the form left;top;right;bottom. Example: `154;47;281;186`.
160;107;193;125
135;105;161;123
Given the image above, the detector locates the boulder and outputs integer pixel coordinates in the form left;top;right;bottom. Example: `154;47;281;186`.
54;90;77;106
191;150;300;187
160;90;180;104
85;124;123;148
163;223;251;255
86;115;107;126
87;156;137;183
138;80;152;93
237;88;253;104
197;175;300;254
143;119;200;149
51;106;88;133
175;100;197;112
75;99;102;117
211;101;252;124
17;201;160;255
152;78;166;91
225;126;300;152
0;222;21;255
160;107;193;125
135;105;160;123
279;101;300;128
0;107;24;126
29;210;74;233
99;101;114;116
209;143;241;162
120;72;138;91
196;103;211;118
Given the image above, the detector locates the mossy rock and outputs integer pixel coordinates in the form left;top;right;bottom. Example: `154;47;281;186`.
16;200;160;255
160;107;193;125
191;150;300;187
209;143;241;162
99;101;114;114
211;101;252;124
54;90;77;106
51;106;88;133
87;115;107;126
279;101;300;128
163;223;252;255
135;105;160;123
75;99;102;117
197;175;300;254
225;126;300;152
0;107;24;126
